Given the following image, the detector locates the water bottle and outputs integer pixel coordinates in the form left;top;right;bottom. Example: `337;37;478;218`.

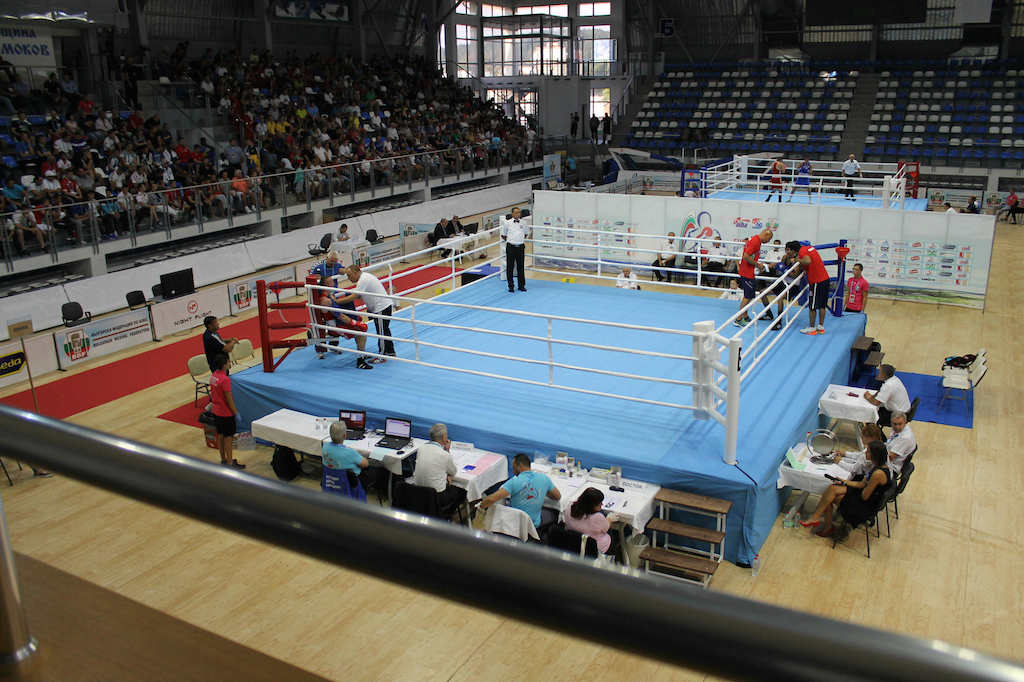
751;553;761;577
782;508;798;528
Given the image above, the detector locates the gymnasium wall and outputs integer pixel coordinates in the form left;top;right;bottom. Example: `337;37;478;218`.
532;190;995;308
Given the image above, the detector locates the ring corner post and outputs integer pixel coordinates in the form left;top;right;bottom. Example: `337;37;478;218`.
691;320;715;419
722;337;742;466
256;280;273;372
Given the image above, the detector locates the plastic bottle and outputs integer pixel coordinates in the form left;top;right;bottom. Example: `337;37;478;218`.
751;553;761;577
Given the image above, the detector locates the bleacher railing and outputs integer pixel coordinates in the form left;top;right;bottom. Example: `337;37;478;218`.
0;140;543;272
0;404;1020;681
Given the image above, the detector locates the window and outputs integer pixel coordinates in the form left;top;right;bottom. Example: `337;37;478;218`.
455;0;478;14
482;3;513;16
483;16;569;76
578;2;612;16
577;24;615;76
589;86;611;118
486;88;537;127
455;24;479;77
515;4;568;16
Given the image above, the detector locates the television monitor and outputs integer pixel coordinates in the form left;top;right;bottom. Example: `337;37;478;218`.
159;268;196;299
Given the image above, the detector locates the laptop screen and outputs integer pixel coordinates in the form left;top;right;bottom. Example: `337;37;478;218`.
384;418;411;438
339;410;365;430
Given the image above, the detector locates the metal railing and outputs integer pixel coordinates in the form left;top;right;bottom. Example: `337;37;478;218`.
0;141;543;272
0;404;1020;680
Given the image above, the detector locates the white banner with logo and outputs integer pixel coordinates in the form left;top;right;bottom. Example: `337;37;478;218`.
0;339;30;389
226;266;296;315
0;25;56;68
53;309;153;370
151;288;230;339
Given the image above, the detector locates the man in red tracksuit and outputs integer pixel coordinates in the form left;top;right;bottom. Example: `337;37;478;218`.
786;240;830;335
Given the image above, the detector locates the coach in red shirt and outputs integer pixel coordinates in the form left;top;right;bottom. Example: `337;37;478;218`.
786;240;830;335
734;227;775;327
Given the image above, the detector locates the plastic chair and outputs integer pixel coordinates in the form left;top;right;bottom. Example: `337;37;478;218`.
890;450;916;519
939;357;987;411
392;480;464;522
61;301;92;327
187;354;211;406
230;338;255;366
906;396;921;423
126;290;147;309
321;465;367;502
547;522;600;558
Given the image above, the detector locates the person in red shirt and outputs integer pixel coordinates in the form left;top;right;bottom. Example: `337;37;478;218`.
762;158;785;203
734;227;775;327
208;352;245;469
786;240;830;335
1006;189;1019;224
845;262;869;313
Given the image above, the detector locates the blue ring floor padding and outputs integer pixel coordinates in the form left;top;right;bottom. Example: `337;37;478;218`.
232;278;866;563
708;189;930;211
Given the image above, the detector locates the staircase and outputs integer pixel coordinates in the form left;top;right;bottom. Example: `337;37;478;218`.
611;79;654;147
137;80;232;148
839;72;879;160
639;488;732;588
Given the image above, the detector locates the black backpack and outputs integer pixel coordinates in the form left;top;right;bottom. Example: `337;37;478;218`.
943;353;976;369
271;445;301;481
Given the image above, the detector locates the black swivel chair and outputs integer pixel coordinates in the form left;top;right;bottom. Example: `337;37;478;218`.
151;283;163;299
126;290;147;310
547;522;600;558
365;229;381;244
392;481;465;523
890;450;916;519
906;396;921;423
61;301;92;327
307;233;333;257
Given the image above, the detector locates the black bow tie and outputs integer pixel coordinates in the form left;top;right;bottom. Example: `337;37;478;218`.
513;219;519;223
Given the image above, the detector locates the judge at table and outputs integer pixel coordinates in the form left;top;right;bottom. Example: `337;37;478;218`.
412;423;467;510
863;364;911;428
479;453;560;529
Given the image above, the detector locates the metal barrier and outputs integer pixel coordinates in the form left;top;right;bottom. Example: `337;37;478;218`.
0;405;1020;681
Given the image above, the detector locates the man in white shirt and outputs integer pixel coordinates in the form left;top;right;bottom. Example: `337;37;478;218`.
652;232;678;282
842;154;862;201
411;423;466;511
701;239;727;287
944;202;957;214
884;412;916;475
500;206;528;292
863;364;912;427
615;265;640;290
334;265;395;361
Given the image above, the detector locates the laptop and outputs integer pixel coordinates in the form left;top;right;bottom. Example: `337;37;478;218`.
376;417;412;450
338;410;366;440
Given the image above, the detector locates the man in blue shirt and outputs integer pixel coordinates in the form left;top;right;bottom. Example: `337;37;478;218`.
311;251;343;279
480;453;560;528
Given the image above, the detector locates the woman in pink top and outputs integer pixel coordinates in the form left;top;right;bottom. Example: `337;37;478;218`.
845;262;869;313
564;487;618;556
209;352;245;469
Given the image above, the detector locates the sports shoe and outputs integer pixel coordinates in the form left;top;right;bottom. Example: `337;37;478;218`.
799;326;818;335
816;325;825;335
762;309;774;321
733;316;750;327
357;358;373;369
317;353;326;360
771;321;783;331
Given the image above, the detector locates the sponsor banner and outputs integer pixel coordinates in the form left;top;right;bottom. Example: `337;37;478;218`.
543;153;563;187
0;25;56;67
399;223;437;256
53;309;153;370
151;287;230;339
0;340;29;389
227;266;296;315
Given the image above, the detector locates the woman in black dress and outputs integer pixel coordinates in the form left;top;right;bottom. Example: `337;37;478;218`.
800;440;891;538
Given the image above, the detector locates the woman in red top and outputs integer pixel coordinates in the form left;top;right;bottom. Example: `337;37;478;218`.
209;352;245;469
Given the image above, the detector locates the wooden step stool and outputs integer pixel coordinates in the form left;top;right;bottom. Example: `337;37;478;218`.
640;489;733;588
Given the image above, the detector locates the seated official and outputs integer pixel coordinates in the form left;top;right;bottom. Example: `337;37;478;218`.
336;223;351;241
885;411;916;475
322;421;370;497
800;441;891;538
203;316;238;372
863;364;911;427
564;487;621;557
480;453;560;529
434;216;456;256
615;266;640;290
651;232;678;282
701;239;727;287
411;423;467;511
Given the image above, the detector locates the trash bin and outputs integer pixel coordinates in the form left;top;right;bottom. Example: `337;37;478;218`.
625;533;650;568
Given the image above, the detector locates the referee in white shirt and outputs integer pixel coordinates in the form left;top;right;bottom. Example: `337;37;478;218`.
842;154;862;201
863;364;912;428
501;206;528;292
334;264;396;362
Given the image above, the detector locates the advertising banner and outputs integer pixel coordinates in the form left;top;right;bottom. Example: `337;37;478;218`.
543;153;563;187
0;340;29;389
151;288;230;339
227;266;296;315
0;25;56;68
53;309;153;370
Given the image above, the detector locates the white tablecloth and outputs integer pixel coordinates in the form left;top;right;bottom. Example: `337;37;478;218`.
451;446;508;500
533;463;659;532
818;384;879;423
777;443;852;494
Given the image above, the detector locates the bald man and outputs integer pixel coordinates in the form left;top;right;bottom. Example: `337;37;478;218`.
734;227;775;327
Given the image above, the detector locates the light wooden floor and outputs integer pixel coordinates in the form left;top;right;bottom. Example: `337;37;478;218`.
1;225;1022;679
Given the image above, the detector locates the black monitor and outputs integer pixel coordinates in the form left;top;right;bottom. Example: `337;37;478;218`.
159;268;195;299
463;222;479;235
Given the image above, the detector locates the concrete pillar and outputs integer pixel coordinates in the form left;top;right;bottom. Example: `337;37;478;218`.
255;0;273;52
354;0;367;62
127;0;149;54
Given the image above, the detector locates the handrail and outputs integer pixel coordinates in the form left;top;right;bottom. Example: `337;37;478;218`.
0;404;1020;682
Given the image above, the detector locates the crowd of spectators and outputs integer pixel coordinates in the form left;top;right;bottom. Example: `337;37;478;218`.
0;48;537;256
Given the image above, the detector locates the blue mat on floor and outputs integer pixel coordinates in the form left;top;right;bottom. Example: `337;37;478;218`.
708;189;930;211
232;279;865;563
894;371;974;429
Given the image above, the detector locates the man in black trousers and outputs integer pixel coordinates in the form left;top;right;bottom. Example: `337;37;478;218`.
501;206;528;292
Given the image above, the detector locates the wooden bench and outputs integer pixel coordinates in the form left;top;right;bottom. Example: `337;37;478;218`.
865;350;885;368
851;335;874;352
647;518;725;546
654;488;732;516
639;547;719;588
650;488;732;567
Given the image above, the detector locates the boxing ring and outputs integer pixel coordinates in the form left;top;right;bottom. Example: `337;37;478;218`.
701;155;928;210
234;230;865;563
